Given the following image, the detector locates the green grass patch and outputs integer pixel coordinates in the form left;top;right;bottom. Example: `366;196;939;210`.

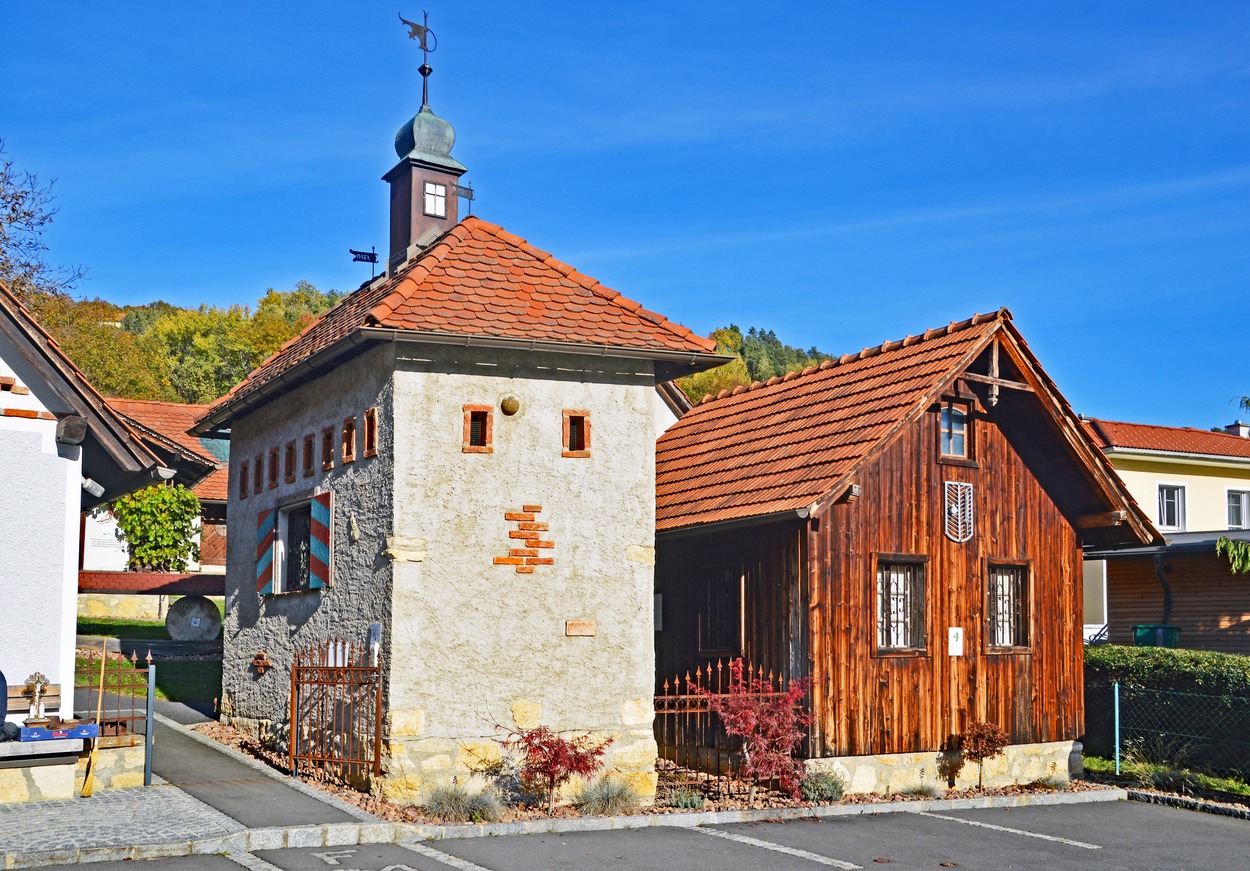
1084;754;1250;799
78;618;170;640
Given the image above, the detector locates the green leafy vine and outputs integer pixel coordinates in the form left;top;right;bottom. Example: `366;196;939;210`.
111;483;201;571
1216;536;1250;575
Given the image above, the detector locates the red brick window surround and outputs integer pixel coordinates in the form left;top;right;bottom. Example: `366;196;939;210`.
562;409;591;458
363;407;379;458
463;404;493;453
253;455;264;494
321;427;335;471
283;440;296;483
342;417;357;464
239;460;250;500
267;448;279;489
302;434;315;477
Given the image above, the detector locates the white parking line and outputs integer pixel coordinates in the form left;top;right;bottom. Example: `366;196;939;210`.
402;840;498;871
229;853;287;871
693;826;863;869
918;811;1101;850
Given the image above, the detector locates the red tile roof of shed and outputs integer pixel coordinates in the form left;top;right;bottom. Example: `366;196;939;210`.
207;216;716;424
1084;418;1250;460
109;398;228;501
657;311;1005;531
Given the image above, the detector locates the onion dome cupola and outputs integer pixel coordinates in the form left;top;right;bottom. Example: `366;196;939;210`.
384;17;468;272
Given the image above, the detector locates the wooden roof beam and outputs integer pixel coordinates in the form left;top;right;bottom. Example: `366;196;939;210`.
1076;510;1128;529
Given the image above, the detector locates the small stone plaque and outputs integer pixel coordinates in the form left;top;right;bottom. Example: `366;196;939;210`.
565;620;596;637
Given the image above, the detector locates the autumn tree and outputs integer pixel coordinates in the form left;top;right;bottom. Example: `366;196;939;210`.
25;294;174;401
0;138;83;302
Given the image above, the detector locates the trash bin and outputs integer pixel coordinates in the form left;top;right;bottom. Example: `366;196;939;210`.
1131;624;1181;647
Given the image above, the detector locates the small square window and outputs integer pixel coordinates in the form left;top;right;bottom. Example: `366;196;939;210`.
253;455;264;494
342;417;357;464
302;434;315;477
562;409;591;458
321;427;335;471
877;558;926;651
1158;485;1185;531
363;407;379;458
1229;491;1250;530
939;401;970;459
283;440;296;483
988;563;1030;649
423;181;447;218
268;448;279;489
463;404;493;453
239;460;250;500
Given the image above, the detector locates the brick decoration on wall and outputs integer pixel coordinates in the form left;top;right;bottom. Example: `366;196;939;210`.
493;504;554;574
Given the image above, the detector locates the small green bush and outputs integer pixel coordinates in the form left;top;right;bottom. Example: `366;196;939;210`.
421;783;503;823
800;771;846;803
900;783;938;798
666;787;704;809
571;776;641;816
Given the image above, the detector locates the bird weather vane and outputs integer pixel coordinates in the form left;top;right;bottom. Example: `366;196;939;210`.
399;12;437;55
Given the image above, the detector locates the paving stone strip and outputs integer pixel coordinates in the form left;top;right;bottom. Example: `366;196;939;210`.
1126;788;1250;821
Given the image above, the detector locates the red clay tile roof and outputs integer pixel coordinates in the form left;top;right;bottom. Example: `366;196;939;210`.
657;311;1006;531
109;398;227;500
205;216;717;427
1084;418;1250;460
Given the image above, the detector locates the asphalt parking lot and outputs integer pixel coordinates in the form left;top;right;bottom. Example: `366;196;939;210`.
42;799;1250;871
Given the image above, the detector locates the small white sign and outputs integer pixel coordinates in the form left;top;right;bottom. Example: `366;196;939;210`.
948;626;965;657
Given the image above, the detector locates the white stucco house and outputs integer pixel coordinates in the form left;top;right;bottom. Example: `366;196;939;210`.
0;282;167;799
195;78;726;802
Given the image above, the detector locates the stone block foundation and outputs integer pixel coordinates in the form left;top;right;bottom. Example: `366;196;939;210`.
805;740;1079;795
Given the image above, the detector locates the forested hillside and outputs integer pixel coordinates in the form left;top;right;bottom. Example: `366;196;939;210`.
25;283;342;404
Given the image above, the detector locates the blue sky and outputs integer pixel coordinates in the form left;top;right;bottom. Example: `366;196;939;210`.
3;2;1247;427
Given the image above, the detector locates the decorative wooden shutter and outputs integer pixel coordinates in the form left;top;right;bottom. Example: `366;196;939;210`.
310;491;333;589
256;509;276;595
944;481;974;543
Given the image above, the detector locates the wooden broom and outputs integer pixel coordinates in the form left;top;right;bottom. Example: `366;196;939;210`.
80;637;108;797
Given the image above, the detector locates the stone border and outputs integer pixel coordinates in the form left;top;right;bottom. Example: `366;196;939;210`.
151;712;378;822
1127;788;1250;821
2;787;1127;868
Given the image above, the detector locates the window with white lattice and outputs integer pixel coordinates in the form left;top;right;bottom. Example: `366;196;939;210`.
876;557;926;652
988;562;1030;649
944;481;974;543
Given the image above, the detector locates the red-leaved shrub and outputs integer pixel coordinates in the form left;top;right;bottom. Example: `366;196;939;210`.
499;726;612;814
694;658;812;802
959;720;1010;789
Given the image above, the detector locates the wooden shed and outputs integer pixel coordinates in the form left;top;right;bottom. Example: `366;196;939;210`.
655;310;1158;784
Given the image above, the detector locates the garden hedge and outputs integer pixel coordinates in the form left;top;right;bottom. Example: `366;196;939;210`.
1084;645;1250;776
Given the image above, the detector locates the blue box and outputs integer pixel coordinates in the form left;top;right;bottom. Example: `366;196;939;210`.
20;723;99;741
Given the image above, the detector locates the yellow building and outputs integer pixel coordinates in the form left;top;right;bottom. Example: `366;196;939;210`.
1081;417;1250;642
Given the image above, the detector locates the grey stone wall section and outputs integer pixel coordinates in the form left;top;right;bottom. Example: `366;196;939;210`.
222;344;396;738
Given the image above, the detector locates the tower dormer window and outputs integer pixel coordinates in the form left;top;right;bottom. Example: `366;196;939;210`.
423;181;447;218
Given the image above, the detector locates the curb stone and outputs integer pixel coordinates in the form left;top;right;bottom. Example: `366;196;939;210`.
1126;788;1250;821
152;712;378;822
1;787;1128;867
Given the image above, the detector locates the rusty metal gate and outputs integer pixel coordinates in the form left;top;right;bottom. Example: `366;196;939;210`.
289;638;383;780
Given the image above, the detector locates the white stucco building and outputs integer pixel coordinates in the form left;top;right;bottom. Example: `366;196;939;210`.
0;283;165;801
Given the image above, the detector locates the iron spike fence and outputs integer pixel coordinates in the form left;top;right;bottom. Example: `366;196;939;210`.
289;637;384;782
653;659;795;799
74;649;151;749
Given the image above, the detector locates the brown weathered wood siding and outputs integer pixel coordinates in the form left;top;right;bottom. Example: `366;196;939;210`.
655;520;807;686
1106;554;1250;655
809;402;1084;757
